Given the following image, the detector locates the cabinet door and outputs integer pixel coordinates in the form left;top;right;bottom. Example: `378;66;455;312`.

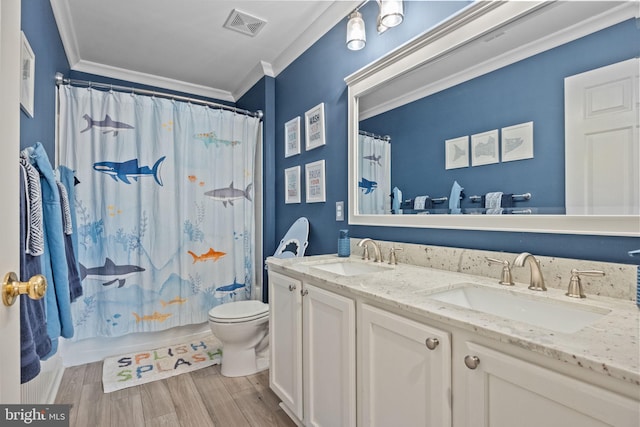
462;342;640;427
303;284;356;427
268;271;303;420
359;304;452;427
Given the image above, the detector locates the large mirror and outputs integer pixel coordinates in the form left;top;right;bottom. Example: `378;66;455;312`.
346;1;639;236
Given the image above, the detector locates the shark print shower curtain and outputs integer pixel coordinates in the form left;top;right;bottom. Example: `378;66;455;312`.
58;85;260;340
358;133;391;214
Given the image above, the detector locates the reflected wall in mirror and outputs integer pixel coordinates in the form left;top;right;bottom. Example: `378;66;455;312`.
347;1;639;236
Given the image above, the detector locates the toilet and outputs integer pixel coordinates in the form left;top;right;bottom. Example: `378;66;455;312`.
208;300;269;377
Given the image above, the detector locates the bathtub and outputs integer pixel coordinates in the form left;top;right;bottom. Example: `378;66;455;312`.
59;322;211;367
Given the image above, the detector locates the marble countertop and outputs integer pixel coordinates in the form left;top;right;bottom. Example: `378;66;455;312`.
267;254;640;387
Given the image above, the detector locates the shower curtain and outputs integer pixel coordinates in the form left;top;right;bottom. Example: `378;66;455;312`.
358;133;391;214
58;85;260;340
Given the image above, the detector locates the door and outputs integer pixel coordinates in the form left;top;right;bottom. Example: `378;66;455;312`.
0;0;23;404
268;271;303;421
359;303;452;427
462;342;639;427
565;58;639;215
303;284;356;427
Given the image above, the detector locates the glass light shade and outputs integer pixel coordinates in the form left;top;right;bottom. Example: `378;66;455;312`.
379;0;404;28
346;11;366;51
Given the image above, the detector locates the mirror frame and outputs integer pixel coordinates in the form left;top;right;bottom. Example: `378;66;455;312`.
346;0;639;237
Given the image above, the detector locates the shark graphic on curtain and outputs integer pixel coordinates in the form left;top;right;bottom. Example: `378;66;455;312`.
358;133;391;214
58;85;260;339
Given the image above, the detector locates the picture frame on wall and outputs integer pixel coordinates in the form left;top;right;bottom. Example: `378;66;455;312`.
284;166;301;204
445;136;469;169
284;116;301;158
501;121;534;162
305;103;326;151
471;129;499;166
20;32;35;118
305;160;326;203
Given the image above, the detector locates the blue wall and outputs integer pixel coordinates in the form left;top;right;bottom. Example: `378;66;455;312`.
362;19;640;213
274;3;639;264
20;0;69;157
274;1;470;256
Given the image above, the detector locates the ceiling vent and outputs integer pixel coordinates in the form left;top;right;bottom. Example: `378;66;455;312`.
223;9;267;37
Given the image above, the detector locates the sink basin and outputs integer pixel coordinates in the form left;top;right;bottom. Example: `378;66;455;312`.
429;285;610;333
309;261;392;276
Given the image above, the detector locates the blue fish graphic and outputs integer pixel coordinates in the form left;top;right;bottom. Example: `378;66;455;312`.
204;182;252;207
93;156;166;186
79;258;145;288
358;177;378;195
81;114;134;137
214;278;246;298
363;154;382;166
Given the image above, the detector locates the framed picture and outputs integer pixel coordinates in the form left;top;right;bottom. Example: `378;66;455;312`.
445;136;469;169
305;103;326;151
502;121;534;162
284;166;301;204
305;160;326;203
471;129;499;166
284;117;301;158
20;32;35;118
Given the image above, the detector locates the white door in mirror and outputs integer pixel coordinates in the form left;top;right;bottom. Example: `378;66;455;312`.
565;58;639;215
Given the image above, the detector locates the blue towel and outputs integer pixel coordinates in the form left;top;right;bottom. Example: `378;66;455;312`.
19;171;51;383
57;185;83;302
24;142;74;358
392;187;402;213
449;181;463;214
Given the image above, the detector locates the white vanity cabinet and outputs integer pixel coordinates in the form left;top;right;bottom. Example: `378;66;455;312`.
358;303;452;427
268;271;356;427
456;340;640;427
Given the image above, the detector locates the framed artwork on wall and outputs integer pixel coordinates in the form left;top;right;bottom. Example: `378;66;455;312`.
305;160;326;203
502;121;534;162
471;129;499;166
284;116;301;158
305;103;326;151
445;135;469;169
20;32;35;118
284;166;301;204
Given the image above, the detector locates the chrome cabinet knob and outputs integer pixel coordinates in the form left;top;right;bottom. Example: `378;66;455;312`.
425;337;439;350
464;355;480;370
288;284;296;292
301;289;308;296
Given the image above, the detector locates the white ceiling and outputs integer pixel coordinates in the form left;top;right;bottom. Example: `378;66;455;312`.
51;0;360;102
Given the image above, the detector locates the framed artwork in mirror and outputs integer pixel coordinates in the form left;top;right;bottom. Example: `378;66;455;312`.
502;121;534;162
284;166;301;204
445;136;469;169
284;117;301;158
305;160;326;203
20;32;35;118
471;129;499;166
305;103;326;151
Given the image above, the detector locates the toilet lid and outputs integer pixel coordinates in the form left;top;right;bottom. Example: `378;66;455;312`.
208;300;268;322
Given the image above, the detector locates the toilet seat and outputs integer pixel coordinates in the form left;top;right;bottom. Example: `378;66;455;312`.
208;300;268;324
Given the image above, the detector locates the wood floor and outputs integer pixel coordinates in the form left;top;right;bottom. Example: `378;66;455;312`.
54;362;296;427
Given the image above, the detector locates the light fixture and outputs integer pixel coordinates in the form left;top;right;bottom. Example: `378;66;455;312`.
346;1;404;50
378;0;404;28
346;10;366;51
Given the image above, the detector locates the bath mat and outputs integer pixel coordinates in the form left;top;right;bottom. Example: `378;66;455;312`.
102;334;222;393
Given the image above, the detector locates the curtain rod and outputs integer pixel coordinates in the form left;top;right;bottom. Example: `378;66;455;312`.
359;129;391;141
54;72;263;119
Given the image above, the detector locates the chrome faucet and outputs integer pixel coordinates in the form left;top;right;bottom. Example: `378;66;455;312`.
513;252;546;291
357;238;383;263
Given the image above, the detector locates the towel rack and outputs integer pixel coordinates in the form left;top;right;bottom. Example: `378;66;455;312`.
469;192;531;203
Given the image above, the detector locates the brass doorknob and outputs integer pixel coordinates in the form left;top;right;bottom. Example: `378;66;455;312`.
2;272;47;307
